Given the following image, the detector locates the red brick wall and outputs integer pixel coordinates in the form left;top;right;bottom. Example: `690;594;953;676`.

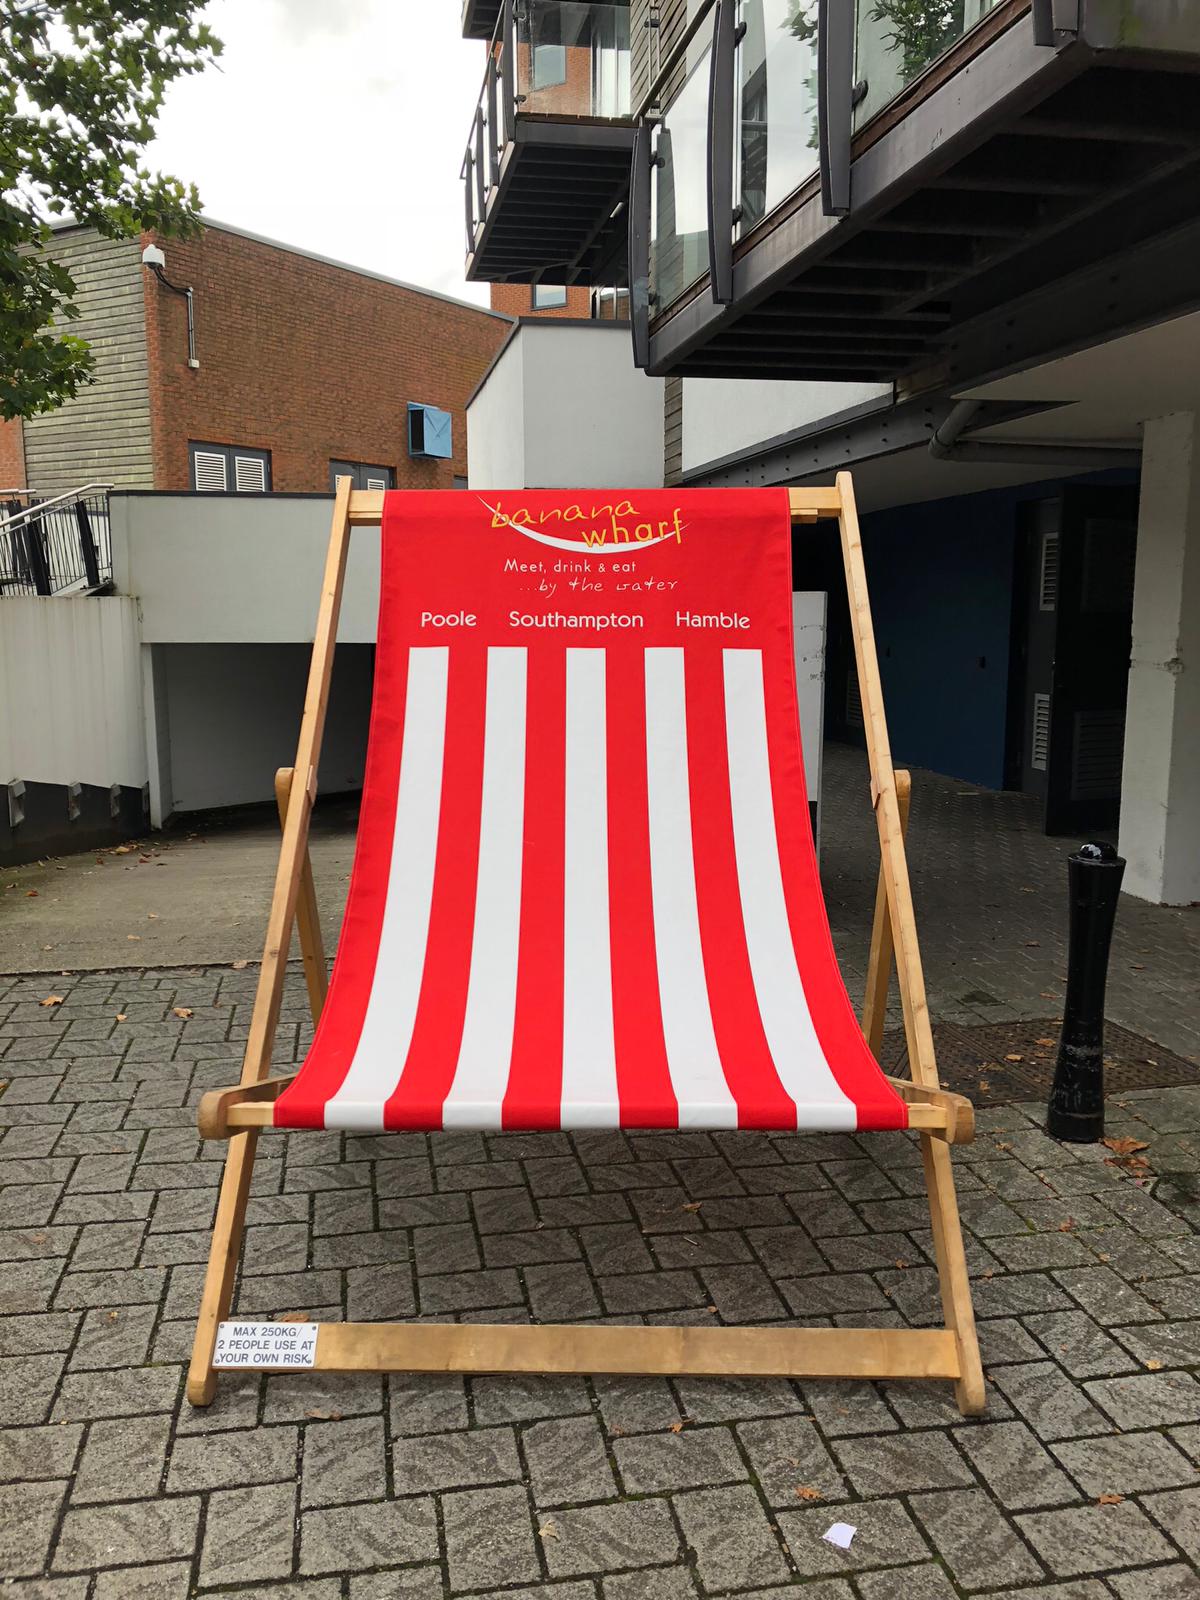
489;285;591;318
142;225;511;492
0;418;26;491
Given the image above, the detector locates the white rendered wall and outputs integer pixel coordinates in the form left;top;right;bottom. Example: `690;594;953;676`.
1118;412;1200;905
682;378;891;478
0;596;147;791
112;493;382;645
468;322;664;490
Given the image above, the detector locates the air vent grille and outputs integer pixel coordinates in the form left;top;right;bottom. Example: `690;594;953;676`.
1031;692;1051;772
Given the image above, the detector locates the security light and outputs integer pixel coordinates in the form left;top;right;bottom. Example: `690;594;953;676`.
141;243;166;269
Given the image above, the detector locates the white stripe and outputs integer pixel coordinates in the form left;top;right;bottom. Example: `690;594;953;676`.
723;649;857;1131
324;647;448;1131
561;649;619;1126
644;648;739;1129
441;647;528;1127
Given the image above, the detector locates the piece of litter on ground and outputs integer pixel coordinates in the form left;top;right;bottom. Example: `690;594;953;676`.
822;1522;856;1550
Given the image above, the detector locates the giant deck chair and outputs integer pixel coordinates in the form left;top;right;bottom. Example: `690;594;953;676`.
189;475;984;1416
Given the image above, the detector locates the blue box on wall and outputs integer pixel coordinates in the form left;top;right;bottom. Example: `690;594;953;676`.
408;402;452;460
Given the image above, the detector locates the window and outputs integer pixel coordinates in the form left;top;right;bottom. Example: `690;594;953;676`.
532;41;567;89
330;461;396;492
533;283;568;310
190;442;271;493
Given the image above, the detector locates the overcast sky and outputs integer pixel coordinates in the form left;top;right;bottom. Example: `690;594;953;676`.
147;0;490;306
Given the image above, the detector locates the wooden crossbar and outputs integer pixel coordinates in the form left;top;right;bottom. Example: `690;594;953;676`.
186;475;985;1417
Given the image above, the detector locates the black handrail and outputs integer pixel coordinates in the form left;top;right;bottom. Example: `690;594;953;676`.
706;0;736;303
0;487;113;597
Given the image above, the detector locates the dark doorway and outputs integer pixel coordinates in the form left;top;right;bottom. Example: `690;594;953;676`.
1011;485;1138;835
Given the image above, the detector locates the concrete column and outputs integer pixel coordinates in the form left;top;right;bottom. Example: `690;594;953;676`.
1118;412;1200;905
140;643;174;829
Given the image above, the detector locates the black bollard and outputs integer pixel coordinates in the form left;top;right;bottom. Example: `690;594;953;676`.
1046;840;1126;1143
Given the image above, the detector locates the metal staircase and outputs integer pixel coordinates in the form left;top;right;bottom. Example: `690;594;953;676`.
0;485;113;596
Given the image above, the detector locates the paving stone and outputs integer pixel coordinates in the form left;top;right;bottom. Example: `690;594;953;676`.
834;1428;975;1496
347;1571;449;1600
392;1424;520;1494
53;1364;179;1421
613;1423;744;1494
72;1413;171;1502
674;1483;789;1591
990;1361;1112;1440
1141;1487;1200;1565
1;1350;66;1425
299;1414;386;1507
165;1426;295;1495
604;1571;696;1599
525;1415;616;1506
69;1303;157;1369
953;1420;1076;1509
1108;1564;1200;1599
592;1375;682;1435
262;1370;383;1424
1054;1264;1163;1325
779;1497;929;1577
674;1375;802;1425
910;1486;1043;1589
1025;1307;1141;1377
472;1374;591;1425
54;1496;201;1573
854;1566;959;1600
1017;1501;1177;1576
0;1477;66;1577
1115;1320;1200;1369
441;1484;541;1591
300;1497;438;1576
797;1378;899;1437
735;1415;847;1507
92;1561;191;1600
200;1482;298;1587
1052;1431;1199;1497
390;1374;469;1435
1085;1370;1200;1430
545;1499;680;1580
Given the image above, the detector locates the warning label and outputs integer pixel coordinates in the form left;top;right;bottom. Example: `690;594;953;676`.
213;1320;318;1369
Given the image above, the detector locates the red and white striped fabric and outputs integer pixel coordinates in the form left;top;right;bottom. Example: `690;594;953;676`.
274;488;906;1134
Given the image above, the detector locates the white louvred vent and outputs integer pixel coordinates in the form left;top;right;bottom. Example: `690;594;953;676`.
193;451;228;493
1039;531;1059;611
1031;692;1051;772
365;477;388;492
234;455;268;493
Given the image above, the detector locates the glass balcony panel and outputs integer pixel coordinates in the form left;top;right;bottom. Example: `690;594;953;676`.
514;1;632;118
650;12;714;314
854;0;1001;129
736;0;820;239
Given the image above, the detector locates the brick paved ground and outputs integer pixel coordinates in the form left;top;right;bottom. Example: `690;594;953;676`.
2;742;1196;1596
2;958;1198;1598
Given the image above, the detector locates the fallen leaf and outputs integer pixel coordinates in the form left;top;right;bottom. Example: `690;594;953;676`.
172;1007;193;1020
1097;1493;1124;1505
538;1519;559;1542
1036;1037;1056;1048
681;1201;703;1213
1130;963;1146;971
231;959;250;970
795;1486;822;1501
276;1312;310;1322
1101;1137;1149;1156
978;1079;991;1092
1024;940;1040;948
1040;991;1057;999
39;995;64;1007
893;1260;909;1270
1004;1054;1023;1063
112;845;132;855
1145;1359;1163;1371
1057;1218;1076;1232
26;889;38;897
305;1409;344;1421
114;1013;128;1023
609;1425;627;1437
147;912;159;920
127;934;141;941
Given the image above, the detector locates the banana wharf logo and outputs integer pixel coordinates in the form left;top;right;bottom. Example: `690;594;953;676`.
483;497;686;553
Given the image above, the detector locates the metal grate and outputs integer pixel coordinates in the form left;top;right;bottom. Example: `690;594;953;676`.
193;451;228;492
882;1019;1198;1108
1071;707;1125;800
845;661;864;730
233;455;268;494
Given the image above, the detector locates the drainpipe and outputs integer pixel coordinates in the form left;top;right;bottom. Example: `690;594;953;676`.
929;400;1141;469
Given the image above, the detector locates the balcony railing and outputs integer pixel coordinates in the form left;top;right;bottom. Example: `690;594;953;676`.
462;0;632;260
0;486;113;597
635;0;1010;341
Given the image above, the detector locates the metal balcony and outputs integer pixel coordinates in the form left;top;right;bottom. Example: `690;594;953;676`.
463;0;636;285
630;0;1200;389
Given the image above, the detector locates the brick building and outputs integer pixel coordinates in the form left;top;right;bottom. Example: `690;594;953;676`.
0;219;510;497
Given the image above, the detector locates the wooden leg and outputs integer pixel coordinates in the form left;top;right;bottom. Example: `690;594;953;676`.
922;1133;986;1414
862;768;911;1059
274;767;328;1027
186;1129;260;1405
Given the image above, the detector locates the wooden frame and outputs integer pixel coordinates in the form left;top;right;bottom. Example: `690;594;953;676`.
186;474;985;1415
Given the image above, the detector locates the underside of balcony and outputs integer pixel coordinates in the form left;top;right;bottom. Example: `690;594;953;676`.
461;0;502;40
467;119;637;286
647;36;1200;389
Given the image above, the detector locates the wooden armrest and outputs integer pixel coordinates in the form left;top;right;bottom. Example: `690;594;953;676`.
885;1076;975;1144
198;1075;296;1139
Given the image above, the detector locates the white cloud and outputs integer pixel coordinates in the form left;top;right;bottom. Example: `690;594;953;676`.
146;0;490;305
